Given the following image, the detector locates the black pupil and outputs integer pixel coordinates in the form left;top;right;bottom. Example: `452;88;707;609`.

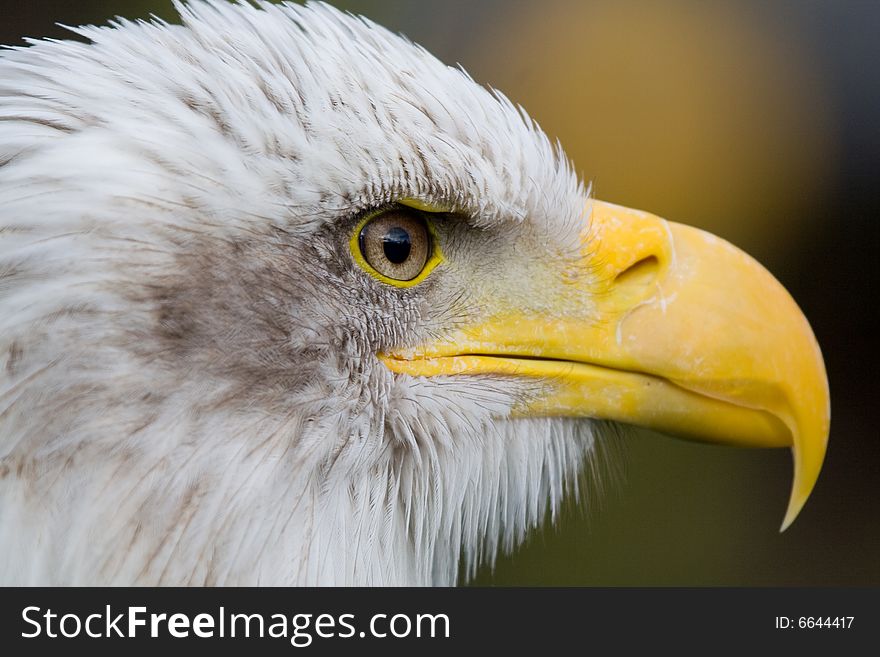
382;226;412;264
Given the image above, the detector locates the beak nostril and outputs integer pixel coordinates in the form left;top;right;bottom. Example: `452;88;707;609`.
614;255;659;288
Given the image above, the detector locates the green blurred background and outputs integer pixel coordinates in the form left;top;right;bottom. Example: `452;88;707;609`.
4;0;876;585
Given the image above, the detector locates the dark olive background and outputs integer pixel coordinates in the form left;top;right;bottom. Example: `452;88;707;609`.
3;0;877;586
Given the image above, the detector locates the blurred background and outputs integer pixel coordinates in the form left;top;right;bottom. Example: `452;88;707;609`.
4;0;876;585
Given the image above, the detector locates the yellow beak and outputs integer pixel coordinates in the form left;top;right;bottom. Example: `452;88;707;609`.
381;200;830;530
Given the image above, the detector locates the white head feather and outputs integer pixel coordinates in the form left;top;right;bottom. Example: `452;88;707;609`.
0;0;595;585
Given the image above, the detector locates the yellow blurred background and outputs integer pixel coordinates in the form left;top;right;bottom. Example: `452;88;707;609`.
4;0;877;585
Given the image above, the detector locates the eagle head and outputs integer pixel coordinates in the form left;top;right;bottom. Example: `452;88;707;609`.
0;1;829;584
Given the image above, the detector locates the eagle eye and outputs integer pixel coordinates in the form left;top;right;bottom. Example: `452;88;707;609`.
351;207;442;286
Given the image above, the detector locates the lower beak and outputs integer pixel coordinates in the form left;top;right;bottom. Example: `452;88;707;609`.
381;200;830;530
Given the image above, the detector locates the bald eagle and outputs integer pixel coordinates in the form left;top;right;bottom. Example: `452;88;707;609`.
0;0;829;585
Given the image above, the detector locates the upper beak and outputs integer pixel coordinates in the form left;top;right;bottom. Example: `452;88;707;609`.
381;200;830;530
